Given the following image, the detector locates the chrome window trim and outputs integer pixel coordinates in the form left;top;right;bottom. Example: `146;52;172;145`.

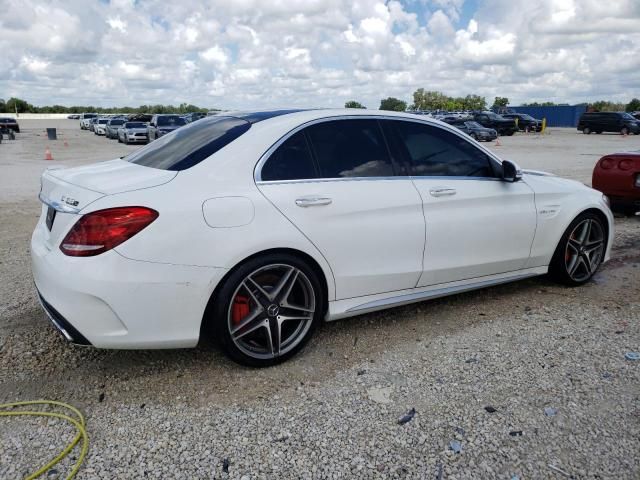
257;175;503;186
253;114;504;184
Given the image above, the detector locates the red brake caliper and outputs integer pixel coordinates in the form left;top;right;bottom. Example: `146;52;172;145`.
232;295;250;325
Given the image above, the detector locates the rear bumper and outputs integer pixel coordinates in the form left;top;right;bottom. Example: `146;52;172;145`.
31;219;227;349
36;291;92;345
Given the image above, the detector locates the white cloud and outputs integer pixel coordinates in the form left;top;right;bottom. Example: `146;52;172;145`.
0;0;638;109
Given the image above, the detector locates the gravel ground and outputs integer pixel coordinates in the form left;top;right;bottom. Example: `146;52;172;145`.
1;121;639;479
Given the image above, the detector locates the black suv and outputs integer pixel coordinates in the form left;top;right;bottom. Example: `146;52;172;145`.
472;112;518;136
0;117;20;133
501;113;542;132
577;112;640;135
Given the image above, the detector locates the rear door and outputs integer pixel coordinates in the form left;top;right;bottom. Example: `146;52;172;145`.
256;118;425;299
383;119;537;286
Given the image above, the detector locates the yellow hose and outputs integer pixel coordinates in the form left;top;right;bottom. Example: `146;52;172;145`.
0;400;88;480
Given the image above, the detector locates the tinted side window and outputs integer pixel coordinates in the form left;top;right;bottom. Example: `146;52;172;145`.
305;120;394;178
261;131;317;181
390;121;495;177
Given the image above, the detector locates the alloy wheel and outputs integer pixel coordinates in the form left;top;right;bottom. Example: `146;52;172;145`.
227;264;316;360
564;218;604;282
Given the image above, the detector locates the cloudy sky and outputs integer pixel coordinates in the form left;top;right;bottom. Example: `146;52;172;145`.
0;0;638;109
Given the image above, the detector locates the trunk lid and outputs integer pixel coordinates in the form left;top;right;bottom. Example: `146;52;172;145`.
38;159;177;249
44;158;177;196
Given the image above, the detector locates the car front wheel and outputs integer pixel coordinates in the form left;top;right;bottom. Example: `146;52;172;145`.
583;127;591;134
549;212;606;286
211;254;324;367
621;127;629;135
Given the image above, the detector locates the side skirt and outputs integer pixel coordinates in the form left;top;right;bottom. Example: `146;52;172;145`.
327;266;547;321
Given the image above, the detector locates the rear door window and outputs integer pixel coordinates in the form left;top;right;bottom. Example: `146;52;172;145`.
261;131;317;181
126;116;251;171
386;120;496;177
305;119;394;178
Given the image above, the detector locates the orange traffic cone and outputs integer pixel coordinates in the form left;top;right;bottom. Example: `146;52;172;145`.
45;147;53;160
494;137;502;146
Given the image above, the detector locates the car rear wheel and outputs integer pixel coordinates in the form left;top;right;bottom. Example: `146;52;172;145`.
549;213;606;286
583;127;591;134
211;254;324;367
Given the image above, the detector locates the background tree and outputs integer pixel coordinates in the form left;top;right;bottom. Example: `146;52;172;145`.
590;100;625;112
6;97;33;113
379;97;407;111
345;100;366;109
461;94;487;111
410;89;486;111
492;97;509;108
626;98;640;112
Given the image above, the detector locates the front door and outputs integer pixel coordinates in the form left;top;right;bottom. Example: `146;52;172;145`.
382;119;537;286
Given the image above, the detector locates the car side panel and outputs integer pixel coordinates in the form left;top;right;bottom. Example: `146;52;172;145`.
524;174;614;267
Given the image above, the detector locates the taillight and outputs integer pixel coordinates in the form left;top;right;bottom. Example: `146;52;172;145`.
600;158;616;169
60;207;158;257
618;159;633;170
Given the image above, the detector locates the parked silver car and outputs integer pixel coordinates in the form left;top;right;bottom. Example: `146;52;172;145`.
105;118;127;139
147;114;187;140
117;121;149;144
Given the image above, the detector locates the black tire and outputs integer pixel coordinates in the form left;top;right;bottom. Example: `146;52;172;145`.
549;212;607;286
596;131;602;134
621;127;629;136
583;127;591;134
210;253;324;367
470;133;478;141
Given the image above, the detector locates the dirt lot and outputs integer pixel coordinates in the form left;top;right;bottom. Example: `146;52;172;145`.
1;120;639;479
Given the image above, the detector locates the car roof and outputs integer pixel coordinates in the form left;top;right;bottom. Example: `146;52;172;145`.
220;108;458;128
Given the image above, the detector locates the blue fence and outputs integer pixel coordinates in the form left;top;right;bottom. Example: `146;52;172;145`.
508;105;587;128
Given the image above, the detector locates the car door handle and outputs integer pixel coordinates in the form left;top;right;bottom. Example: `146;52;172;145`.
429;187;457;197
295;197;332;207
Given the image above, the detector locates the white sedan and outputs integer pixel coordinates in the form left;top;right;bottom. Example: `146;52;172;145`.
32;109;613;366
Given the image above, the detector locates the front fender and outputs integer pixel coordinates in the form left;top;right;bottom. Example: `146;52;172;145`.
526;175;613;267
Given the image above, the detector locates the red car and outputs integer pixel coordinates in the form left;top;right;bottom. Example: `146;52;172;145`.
592;151;640;214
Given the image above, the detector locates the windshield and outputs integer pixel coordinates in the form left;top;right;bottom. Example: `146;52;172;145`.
97;119;109;124
125;122;146;128
621;113;635;120
465;121;482;128
109;119;125;125
126;116;251;171
157;116;187;127
486;113;503;120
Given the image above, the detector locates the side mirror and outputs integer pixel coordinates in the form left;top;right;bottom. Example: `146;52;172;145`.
502;160;522;182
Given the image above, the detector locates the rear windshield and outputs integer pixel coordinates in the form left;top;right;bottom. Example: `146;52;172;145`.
157;116;186;126
83;114;97;119
0;118;16;123
126;116;251;171
125;122;146;128
98;119;109;124
109;119;125;125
